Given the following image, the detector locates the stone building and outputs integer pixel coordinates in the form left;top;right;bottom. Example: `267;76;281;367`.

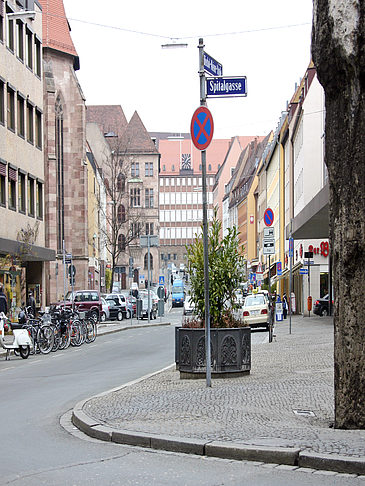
40;0;88;303
0;0;54;317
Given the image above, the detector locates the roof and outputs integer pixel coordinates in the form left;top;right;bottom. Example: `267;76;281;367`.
119;111;159;155
86;105;128;138
39;0;79;69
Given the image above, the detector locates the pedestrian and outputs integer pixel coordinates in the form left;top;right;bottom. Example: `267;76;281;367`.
282;293;288;319
27;291;36;317
0;284;8;316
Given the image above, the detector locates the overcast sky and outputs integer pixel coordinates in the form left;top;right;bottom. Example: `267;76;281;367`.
63;0;313;139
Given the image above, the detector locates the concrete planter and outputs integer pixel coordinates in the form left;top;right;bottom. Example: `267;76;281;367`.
176;327;251;378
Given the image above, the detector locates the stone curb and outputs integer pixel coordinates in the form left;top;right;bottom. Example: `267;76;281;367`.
71;369;365;476
97;321;171;336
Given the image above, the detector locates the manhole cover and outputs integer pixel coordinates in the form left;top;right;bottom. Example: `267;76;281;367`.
293;409;316;417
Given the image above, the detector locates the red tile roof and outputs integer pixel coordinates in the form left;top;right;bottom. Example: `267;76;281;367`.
39;0;79;65
86;105;128;138
119;111;159;155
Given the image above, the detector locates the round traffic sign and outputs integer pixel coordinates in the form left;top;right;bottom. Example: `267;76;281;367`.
264;208;274;226
190;106;214;150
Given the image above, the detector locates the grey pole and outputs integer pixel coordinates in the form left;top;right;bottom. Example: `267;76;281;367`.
198;38;211;387
289;221;293;334
147;234;151;323
62;240;66;309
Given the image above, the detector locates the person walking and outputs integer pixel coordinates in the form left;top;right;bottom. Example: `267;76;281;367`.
282;293;288;319
0;284;8;315
27;291;36;317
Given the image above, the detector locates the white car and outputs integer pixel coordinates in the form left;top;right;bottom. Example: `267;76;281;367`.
183;296;194;315
242;294;270;330
100;297;110;322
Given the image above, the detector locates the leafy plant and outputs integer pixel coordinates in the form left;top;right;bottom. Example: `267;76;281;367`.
186;210;246;327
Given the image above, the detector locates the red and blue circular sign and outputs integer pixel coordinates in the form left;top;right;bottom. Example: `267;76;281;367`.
190;106;214;150
264;208;274;226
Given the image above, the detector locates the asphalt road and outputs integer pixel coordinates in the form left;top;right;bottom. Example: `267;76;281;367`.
0;309;362;485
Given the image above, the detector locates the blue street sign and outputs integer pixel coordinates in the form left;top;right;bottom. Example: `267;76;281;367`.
289;237;294;258
299;268;308;275
206;76;247;98
277;261;282;276
203;51;223;77
159;275;165;286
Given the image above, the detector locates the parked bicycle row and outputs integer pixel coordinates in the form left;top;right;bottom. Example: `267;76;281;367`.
0;306;96;360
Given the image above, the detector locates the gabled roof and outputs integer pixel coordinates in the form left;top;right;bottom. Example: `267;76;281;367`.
86;105;128;138
39;0;79;69
119;111;159;155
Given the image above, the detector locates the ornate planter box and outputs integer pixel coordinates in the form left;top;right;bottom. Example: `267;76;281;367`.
176;327;251;378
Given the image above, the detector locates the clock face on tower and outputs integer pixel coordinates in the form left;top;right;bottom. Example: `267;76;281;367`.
181;153;191;170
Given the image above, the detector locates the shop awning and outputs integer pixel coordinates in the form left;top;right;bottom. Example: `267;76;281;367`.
0;237;55;262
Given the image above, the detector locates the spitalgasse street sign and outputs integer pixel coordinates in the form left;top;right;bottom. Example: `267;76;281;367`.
206;76;247;98
190;106;214;150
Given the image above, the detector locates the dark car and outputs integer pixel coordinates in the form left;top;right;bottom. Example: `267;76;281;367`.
101;294;127;320
314;294;332;316
54;290;102;322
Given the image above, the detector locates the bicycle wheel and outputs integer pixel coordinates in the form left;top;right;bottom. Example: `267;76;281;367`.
37;325;54;354
58;325;71;350
70;320;82;347
85;319;96;343
51;325;61;352
79;320;87;345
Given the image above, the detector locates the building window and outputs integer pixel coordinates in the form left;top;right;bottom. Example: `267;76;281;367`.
162;165;166;171
36;180;43;219
174;254;177;260
28;176;34;216
35;109;42;148
7;86;15;131
27;102;34;143
17;20;24;60
118;234;126;252
18;172;26;213
130;222;140;238
208;164;212;171
145;188;154;208
26;27;33;70
7;13;14;51
131;162;139;177
146;222;154;235
17;94;25;137
0;6;4;43
117;204;125;223
171;164;175;172
8;166;16;210
145;162;153;177
144;252;153;270
35;36;41;77
130;187;140;207
0;80;4;125
0;162;6;206
117;172;125;191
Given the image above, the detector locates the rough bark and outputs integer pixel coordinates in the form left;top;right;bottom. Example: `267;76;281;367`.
312;0;365;428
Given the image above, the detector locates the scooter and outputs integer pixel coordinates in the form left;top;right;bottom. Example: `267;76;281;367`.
0;312;33;360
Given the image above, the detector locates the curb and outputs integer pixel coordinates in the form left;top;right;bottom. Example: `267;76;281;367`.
97;321;171;336
71;369;365;476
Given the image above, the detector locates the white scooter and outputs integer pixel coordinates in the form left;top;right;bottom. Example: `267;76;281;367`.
0;312;33;360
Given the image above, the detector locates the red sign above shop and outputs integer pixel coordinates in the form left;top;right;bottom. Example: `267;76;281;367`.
308;241;329;257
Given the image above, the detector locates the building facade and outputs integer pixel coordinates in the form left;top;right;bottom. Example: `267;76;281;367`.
0;0;54;318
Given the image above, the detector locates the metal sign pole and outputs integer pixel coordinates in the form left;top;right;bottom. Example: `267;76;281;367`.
62;240;66;309
199;37;211;388
289;223;293;334
148;235;151;323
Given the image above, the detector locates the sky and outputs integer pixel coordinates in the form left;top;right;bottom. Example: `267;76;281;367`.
63;0;313;139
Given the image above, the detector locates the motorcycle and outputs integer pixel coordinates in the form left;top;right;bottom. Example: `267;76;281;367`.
0;312;33;360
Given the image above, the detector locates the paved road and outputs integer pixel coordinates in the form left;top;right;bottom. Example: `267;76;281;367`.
0;310;363;485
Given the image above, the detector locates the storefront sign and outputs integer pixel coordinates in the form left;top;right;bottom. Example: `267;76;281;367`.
308;241;329;257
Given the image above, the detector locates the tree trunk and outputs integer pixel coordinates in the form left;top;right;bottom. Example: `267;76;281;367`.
312;0;365;428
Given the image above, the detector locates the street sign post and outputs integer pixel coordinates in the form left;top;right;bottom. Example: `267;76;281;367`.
159;275;165;286
190;106;214;150
289;237;294;258
299;268;308;275
203;52;223;76
277;261;282;276
206;76;247;98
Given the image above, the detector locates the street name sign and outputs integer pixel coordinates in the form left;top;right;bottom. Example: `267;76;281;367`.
299;268;308;275
206;76;247;98
190;106;214;150
203;51;223;77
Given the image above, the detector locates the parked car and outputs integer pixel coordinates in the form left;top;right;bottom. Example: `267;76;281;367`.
100;297;110;322
116;293;134;319
53;290;102;322
101;293;127;319
138;294;158;320
139;289;159;306
104;297;124;321
183;296;194;316
242;293;270;330
314;294;331;316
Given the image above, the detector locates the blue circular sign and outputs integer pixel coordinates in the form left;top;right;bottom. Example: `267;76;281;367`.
264;208;274;226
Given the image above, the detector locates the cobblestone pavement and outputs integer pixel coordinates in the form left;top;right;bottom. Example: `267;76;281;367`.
83;315;365;458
